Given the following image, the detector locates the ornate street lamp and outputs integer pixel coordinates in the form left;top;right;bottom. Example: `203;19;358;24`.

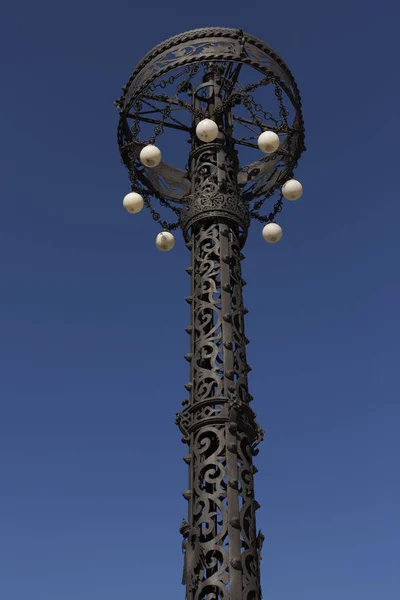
114;27;305;600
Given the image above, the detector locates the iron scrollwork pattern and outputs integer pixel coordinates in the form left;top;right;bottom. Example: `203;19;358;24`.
180;142;250;244
176;220;264;600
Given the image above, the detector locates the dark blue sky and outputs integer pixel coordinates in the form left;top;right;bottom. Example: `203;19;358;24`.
1;1;399;599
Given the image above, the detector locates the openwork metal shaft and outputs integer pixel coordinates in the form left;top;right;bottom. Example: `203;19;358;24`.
176;72;264;599
177;220;264;600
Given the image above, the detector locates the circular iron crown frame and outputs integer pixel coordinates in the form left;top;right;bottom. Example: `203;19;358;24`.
116;27;305;234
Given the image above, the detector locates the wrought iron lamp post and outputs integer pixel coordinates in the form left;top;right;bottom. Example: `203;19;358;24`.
114;27;305;600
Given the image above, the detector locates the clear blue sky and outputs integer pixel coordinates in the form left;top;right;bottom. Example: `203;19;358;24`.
1;1;399;599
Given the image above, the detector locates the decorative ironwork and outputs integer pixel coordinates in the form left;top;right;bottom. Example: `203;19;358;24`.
176;221;263;600
116;27;305;232
180;142;250;243
115;26;306;600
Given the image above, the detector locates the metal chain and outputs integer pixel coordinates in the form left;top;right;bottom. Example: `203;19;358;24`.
128;157;180;232
131;65;203;144
250;192;284;224
124;65;299;229
274;83;289;126
148;67;188;92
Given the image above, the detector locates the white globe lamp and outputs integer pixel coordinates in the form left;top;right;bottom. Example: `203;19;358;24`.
282;179;303;201
196;119;219;142
262;223;283;244
140;144;162;168
156;231;175;252
122;192;144;214
257;131;280;154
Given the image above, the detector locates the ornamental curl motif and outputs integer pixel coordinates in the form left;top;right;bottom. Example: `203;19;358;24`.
178;221;264;599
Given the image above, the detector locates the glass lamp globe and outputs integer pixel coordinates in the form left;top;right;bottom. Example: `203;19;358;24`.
282;179;303;201
257;131;280;154
122;192;144;214
262;223;283;244
196;119;219;142
140;144;162;168
156;231;175;252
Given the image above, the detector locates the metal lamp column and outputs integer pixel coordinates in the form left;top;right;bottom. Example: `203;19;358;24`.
176;69;264;600
115;26;305;600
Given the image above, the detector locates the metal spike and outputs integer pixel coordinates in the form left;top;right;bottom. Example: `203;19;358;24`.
184;353;193;362
182;490;192;500
184;382;193;391
230;558;242;570
183;454;192;464
185;296;193;304
185;266;193;275
185;326;193;334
